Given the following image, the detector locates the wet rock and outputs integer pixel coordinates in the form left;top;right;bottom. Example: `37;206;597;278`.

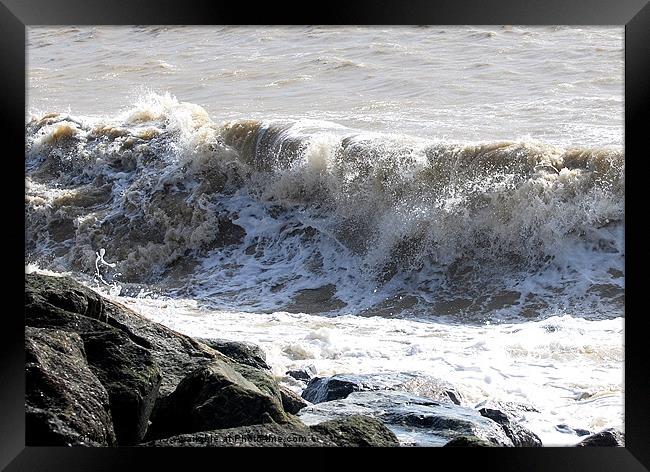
555;424;591;437
284;284;347;314
576;428;624;447
475;400;542;447
25;273;226;399
299;390;512;446
82;330;161;445
286;365;317;382
196;338;270;370
230;363;285;405
302;372;462;406
146;360;288;440
302;376;360;403
280;385;311;414
443;435;495;447
142;415;398;447
478;407;542;447
25;327;116;446
311;415;399;447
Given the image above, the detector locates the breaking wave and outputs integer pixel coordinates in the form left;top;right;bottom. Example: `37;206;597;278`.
25;93;624;320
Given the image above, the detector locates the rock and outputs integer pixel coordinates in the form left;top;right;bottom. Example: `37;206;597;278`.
555;423;591;437
576;428;624;447
26;274;166;445
310;415;399;447
280;385;311;414
82;330;161;445
26;274;226;399
286;365;317;382
443;435;496;447
142;415;398;447
474;399;540;416
196;338;270;370
478;407;542;447
302;372;462;406
146;360;288;440
475;400;542;447
302;376;360;403
299;390;513;446
25;327;116;446
478;408;542;447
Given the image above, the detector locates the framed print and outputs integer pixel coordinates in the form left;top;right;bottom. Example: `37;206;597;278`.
3;0;649;470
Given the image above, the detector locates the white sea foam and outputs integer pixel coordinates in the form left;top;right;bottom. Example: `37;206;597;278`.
117;295;623;446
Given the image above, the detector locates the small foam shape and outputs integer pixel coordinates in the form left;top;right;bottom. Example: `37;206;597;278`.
95;248;117;285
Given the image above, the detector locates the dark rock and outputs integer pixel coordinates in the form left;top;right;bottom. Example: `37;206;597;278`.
555;423;591;437
478;407;542;447
474;399;540;415
286;365;317;382
475;400;542;447
299;390;512;446
280;385;311;414
302;372;462;406
230;363;285;406
142;415;398;447
146;360;288;440
443;435;495;447
196;338;270;370
576;428;624;447
302;376;359;403
82;330;161;445
26;274;226;399
310;415;399;447
25;327;116;446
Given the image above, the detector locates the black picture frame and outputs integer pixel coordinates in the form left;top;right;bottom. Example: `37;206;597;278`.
4;0;649;470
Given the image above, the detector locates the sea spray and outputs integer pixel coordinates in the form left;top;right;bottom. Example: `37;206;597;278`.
25;94;624;320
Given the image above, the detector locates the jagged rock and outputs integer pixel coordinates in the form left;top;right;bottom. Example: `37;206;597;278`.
555;424;591;437
280;385;311;414
82;330;161;445
299;390;512;446
302;372;462;406
196;338;270;370
576;428;624;447
146;360;288;440
443;435;496;447
478;406;542;447
302;376;360;403
310;415;399;447
286;365;317;382
25;273;226;399
25;327;116;446
26;274;165;445
142;415;398;447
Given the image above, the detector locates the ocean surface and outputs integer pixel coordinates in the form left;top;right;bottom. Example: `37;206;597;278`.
25;26;624;446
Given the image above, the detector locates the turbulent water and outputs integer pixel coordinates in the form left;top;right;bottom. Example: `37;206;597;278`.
25;26;624;446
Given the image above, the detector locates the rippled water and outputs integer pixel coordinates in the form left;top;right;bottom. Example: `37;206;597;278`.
28;26;623;147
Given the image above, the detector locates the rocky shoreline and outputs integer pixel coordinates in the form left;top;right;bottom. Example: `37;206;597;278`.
25;274;623;447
